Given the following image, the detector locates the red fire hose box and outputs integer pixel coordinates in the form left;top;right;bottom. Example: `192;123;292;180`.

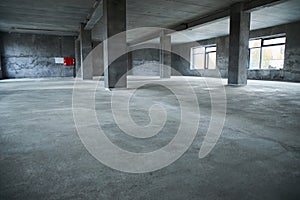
64;58;75;66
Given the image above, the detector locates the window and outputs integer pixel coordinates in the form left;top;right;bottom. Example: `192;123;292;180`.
190;45;217;70
249;36;286;70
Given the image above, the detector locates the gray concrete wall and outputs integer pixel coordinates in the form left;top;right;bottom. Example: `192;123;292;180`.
0;32;75;78
171;21;300;82
129;48;160;76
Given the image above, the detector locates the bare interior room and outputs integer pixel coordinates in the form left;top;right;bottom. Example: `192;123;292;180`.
0;0;300;199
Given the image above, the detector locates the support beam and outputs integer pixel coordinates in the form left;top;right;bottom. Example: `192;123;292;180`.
80;23;93;80
103;0;127;89
160;34;171;79
85;0;104;30
228;3;250;85
174;8;230;31
243;0;288;12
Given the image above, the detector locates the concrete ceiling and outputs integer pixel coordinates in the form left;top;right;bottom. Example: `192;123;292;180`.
0;0;300;44
169;0;300;44
0;0;95;35
0;0;246;36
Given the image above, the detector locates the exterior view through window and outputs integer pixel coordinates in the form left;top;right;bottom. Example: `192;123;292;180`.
191;45;216;70
249;36;286;70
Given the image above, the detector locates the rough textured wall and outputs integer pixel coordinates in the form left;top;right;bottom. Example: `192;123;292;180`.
129;48;160;76
1;32;75;78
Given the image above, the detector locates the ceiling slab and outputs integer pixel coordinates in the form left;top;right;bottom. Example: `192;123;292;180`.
0;0;95;35
0;0;299;43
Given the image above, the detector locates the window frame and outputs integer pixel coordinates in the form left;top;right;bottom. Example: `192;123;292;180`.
248;35;286;70
190;45;217;70
204;45;217;69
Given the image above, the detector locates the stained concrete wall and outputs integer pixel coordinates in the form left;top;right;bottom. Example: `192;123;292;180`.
171;21;300;82
0;32;75;78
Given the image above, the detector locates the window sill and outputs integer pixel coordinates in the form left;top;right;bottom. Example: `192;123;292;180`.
190;69;217;71
248;69;283;71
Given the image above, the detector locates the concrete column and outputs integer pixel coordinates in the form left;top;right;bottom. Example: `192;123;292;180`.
228;3;250;85
0;33;3;79
74;38;81;78
128;51;133;74
0;53;2;80
92;41;103;77
160;34;171;79
80;23;93;80
103;0;127;89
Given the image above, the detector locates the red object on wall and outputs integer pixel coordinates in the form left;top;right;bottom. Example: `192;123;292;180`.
64;58;75;66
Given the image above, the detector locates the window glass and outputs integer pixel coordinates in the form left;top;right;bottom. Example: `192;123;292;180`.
249;48;260;69
206;52;216;69
261;45;285;69
190;45;217;70
194;54;205;69
249;39;261;48
263;37;286;46
192;47;204;54
191;47;205;69
206;46;217;52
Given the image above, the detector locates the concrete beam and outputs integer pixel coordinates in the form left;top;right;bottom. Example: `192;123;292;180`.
243;0;289;12
4;27;78;36
172;8;230;31
85;0;104;30
128;29;173;47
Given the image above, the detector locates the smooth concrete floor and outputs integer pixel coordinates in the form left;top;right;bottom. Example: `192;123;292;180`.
0;76;299;200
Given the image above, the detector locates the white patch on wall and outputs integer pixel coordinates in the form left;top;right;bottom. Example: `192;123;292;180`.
54;57;64;64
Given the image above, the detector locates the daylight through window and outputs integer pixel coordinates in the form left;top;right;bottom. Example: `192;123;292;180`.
190;45;216;70
249;36;286;70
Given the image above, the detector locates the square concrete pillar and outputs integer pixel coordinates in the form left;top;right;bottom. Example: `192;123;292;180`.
127;51;133;74
160;34;171;79
228;3;250;85
80;23;93;80
103;0;127;89
0;34;3;79
74;38;81;78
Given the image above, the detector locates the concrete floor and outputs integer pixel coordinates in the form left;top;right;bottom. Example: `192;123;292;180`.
0;76;299;200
